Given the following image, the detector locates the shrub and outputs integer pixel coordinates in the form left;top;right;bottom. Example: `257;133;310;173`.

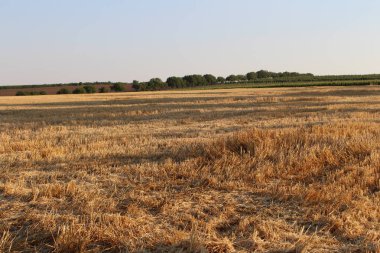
16;91;26;96
84;85;97;93
111;83;125;92
132;83;143;91
15;91;46;96
57;88;70;94
72;87;86;94
99;87;109;93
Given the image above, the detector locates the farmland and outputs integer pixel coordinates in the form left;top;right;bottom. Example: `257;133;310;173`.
1;86;380;252
183;79;380;91
0;84;133;96
2;72;380;96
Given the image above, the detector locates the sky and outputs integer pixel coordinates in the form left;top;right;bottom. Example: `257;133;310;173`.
1;0;380;85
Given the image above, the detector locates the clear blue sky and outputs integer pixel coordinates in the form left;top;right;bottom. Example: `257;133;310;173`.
1;0;380;85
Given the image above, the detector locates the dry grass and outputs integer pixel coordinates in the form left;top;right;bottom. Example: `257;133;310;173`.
1;86;380;252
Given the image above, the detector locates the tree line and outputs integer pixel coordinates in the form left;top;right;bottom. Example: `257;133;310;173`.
10;71;380;95
132;70;316;91
56;83;125;94
15;83;126;96
16;91;47;96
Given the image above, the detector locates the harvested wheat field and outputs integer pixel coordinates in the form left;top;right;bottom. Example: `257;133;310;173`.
1;86;380;252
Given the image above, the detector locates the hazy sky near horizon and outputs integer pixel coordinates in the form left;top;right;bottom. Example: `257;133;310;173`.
1;0;380;85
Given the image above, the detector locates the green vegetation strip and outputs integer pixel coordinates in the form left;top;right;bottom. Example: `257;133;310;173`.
182;80;380;90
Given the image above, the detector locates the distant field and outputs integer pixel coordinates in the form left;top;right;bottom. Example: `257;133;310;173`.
0;84;134;96
1;87;380;252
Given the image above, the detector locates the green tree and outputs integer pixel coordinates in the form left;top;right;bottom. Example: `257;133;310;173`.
217;76;225;83
135;83;148;91
83;85;97;93
246;72;257;80
15;91;26;96
256;70;272;79
237;75;247;81
203;74;217;85
131;81;141;91
166;77;186;88
183;75;208;87
147;78;167;90
72;87;86;94
226;75;238;82
111;83;125;92
99;87;109;93
57;88;70;94
132;83;140;91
